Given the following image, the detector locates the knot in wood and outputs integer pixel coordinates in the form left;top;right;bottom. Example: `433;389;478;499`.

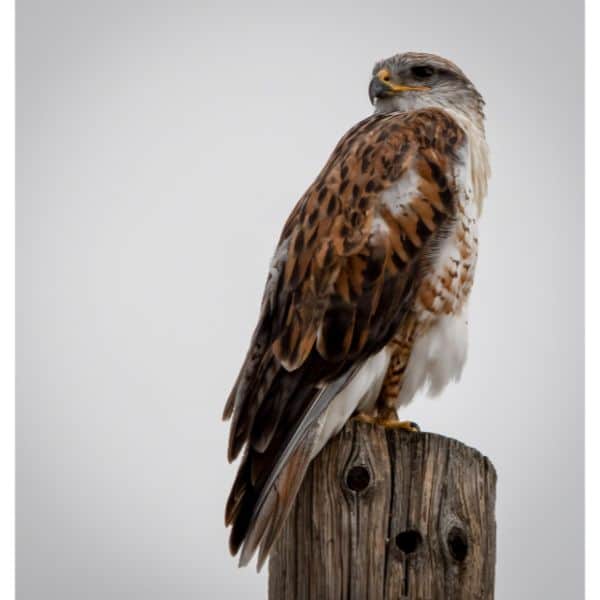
345;464;371;492
447;526;469;562
395;529;423;555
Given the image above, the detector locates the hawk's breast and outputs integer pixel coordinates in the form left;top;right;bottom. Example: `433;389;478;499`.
396;194;479;407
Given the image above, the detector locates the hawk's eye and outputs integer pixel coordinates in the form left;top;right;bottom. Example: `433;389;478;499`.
411;65;435;79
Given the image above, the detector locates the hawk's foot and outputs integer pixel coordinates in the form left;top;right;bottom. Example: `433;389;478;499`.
378;419;420;432
376;406;420;432
352;410;420;432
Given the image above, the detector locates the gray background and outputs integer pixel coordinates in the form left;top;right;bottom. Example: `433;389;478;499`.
17;0;583;598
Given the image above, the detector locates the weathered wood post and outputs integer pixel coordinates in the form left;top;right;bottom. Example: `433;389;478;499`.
268;420;496;600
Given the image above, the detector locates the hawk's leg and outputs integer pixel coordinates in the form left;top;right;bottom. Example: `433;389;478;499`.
373;329;420;432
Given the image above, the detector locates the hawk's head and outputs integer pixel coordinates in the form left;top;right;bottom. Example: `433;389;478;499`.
369;52;485;124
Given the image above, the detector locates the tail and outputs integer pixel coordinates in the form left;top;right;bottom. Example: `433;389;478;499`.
224;366;359;570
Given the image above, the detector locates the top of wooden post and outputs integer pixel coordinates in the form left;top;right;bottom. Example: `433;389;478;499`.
269;421;497;600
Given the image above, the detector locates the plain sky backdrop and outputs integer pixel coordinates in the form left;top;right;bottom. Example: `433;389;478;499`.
17;0;583;598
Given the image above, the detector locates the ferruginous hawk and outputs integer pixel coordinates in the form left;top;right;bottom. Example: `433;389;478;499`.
223;51;490;569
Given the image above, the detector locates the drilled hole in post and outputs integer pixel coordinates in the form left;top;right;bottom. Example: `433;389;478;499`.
345;465;370;492
447;527;468;562
395;529;422;554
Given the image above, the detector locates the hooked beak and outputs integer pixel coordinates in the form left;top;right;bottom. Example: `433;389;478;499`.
369;68;430;105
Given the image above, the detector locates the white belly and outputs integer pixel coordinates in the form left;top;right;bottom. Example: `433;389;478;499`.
396;313;469;408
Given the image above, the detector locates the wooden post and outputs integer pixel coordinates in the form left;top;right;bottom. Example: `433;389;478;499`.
268;421;497;600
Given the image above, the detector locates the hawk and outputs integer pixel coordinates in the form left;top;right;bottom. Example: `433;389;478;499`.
223;51;490;569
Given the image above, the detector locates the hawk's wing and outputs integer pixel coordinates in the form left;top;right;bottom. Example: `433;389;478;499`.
223;108;467;568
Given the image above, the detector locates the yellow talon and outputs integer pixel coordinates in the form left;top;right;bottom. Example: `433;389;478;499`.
377;419;420;432
352;412;420;432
